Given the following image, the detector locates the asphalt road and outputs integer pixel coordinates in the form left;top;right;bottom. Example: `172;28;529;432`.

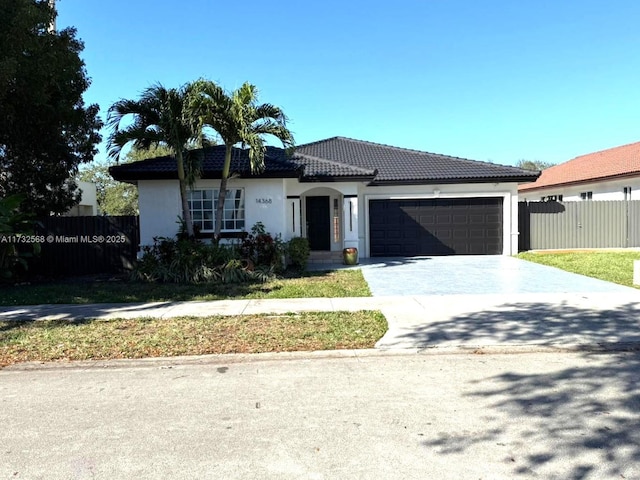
2;350;639;480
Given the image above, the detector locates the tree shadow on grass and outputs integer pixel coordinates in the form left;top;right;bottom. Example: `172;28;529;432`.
0;268;343;307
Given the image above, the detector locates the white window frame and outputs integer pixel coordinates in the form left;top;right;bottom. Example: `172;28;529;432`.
188;188;245;232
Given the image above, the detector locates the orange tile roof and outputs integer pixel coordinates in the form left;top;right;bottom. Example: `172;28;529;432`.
519;141;640;192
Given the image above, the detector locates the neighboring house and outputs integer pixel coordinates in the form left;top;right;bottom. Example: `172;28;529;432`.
519;141;640;202
64;180;98;216
110;137;538;258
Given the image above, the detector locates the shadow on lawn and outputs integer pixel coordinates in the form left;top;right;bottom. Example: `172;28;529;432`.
0;269;341;307
409;301;640;479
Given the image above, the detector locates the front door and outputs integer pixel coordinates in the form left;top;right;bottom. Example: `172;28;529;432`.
306;196;330;250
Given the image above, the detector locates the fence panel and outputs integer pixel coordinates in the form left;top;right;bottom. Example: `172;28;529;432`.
630;201;640;247
520;200;640;250
34;216;139;276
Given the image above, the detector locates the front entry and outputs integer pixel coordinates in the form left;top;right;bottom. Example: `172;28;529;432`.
306;196;330;250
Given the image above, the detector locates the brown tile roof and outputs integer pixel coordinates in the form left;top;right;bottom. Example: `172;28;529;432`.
519;141;640;192
110;137;539;185
296;137;537;184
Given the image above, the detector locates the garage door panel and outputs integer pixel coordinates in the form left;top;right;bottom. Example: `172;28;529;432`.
369;197;503;256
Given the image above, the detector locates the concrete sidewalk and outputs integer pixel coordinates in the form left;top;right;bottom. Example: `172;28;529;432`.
2;292;640;351
0;296;391;321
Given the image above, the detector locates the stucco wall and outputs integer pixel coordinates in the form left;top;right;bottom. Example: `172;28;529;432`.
138;180;182;245
195;178;287;238
138;178;521;257
65;180;98;216
138;178;287;246
520;176;640;202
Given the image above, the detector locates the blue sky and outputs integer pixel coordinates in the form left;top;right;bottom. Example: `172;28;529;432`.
57;0;640;166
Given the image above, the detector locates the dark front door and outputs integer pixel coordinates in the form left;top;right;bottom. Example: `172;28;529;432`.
306;196;331;250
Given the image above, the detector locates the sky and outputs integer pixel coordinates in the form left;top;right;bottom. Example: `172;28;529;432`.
56;0;640;167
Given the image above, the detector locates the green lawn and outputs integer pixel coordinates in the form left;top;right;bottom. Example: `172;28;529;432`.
0;269;371;306
517;251;640;288
0;311;387;368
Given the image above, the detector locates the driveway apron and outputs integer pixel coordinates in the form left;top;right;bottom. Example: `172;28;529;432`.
356;255;640;350
359;255;638;296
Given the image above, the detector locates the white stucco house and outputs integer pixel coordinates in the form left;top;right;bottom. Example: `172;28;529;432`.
64;180;98;216
110;137;538;258
519;141;640;202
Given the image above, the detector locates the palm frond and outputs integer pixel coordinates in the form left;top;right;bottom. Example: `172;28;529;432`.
243;135;266;174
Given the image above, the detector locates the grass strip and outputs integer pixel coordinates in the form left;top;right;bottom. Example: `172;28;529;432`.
0;270;371;306
517;251;640;288
0;311;387;367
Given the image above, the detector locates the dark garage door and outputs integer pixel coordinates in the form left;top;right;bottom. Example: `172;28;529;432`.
369;197;503;256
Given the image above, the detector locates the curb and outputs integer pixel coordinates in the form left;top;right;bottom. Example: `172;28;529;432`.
4;342;640;372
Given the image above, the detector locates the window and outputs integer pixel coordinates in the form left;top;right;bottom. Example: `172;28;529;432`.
580;191;593;200
188;189;245;232
624;187;632;200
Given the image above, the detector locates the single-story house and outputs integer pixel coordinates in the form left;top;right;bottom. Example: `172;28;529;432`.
519;141;640;202
110;137;538;258
64;180;98;216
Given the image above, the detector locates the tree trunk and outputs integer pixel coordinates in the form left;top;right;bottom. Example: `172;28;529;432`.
214;145;233;243
176;150;194;237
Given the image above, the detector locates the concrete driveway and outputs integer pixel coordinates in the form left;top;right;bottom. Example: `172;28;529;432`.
359;255;638;296
353;256;640;350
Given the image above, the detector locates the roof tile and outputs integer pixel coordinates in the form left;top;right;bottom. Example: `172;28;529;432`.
110;137;539;184
296;137;537;183
519;141;640;191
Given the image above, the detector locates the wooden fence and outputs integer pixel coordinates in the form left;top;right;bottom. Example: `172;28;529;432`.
519;200;640;251
33;216;139;276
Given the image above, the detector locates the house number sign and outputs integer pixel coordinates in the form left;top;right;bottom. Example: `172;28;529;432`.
255;197;273;205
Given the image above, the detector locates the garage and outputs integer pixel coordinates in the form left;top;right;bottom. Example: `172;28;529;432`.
369;197;503;256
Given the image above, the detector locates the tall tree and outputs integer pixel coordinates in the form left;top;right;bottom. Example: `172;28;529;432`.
0;0;102;215
189;80;294;239
516;159;555;171
107;84;203;236
79;145;172;216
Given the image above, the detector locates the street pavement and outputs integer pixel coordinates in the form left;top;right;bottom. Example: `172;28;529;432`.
2;349;639;479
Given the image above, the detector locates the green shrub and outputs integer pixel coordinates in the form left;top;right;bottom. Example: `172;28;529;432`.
287;237;310;271
131;235;273;284
239;222;286;271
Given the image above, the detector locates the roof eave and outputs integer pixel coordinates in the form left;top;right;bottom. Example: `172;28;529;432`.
519;170;640;192
370;175;539;186
300;175;376;183
109;171;301;182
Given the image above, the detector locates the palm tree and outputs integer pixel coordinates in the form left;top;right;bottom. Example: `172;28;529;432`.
106;83;202;237
189;80;294;240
